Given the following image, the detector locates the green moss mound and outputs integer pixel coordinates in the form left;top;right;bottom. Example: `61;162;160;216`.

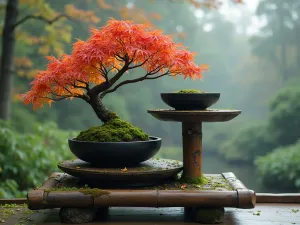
181;176;209;185
174;89;205;93
76;118;149;142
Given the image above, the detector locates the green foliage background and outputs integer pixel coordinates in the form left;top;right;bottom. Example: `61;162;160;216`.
1;0;300;196
0;121;76;198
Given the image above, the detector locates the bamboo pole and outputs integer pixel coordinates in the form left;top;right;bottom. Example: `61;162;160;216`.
222;172;248;190
34;190;249;209
39;172;61;190
6;193;300;207
182;122;202;179
0;198;27;204
256;193;300;203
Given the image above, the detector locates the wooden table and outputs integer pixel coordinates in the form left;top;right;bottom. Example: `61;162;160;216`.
1;200;300;224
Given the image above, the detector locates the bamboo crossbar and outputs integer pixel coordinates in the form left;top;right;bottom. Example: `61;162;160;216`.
23;172;256;210
2;193;300;206
256;193;300;203
3;172;299;210
26;189;255;209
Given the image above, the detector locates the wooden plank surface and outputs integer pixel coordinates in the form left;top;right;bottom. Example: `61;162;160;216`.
1;203;299;224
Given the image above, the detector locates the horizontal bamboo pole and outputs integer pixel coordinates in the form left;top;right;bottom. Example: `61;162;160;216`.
27;190;45;210
256;193;300;203
237;190;256;209
4;194;300;208
157;190;238;207
94;190;157;207
0;198;27;204
35;190;250;209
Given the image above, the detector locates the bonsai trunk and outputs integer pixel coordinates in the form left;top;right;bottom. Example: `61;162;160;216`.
89;94;117;123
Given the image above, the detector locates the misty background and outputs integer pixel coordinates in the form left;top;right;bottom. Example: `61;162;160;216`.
1;0;300;197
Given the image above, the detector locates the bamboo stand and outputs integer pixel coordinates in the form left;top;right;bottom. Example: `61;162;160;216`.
148;109;242;180
26;109;256;224
182;122;202;179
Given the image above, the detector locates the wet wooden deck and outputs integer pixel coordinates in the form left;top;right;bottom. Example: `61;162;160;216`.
1;202;300;224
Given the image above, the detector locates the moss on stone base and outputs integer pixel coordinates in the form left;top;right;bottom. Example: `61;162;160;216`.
76;118;149;142
174;89;205;94
181;176;209;185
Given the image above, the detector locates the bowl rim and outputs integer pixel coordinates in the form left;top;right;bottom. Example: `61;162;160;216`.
160;92;220;95
69;136;161;144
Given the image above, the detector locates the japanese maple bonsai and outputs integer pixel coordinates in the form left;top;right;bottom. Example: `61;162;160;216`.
22;19;208;165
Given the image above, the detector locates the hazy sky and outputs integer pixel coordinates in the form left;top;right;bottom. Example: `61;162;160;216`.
220;0;261;35
196;0;261;35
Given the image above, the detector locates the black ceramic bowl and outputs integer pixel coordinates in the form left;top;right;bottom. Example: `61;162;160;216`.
161;93;220;110
68;136;161;167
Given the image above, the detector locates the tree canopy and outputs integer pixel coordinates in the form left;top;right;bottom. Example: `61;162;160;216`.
22;19;208;111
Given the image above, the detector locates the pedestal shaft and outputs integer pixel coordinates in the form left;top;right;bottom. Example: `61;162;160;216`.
182;122;202;179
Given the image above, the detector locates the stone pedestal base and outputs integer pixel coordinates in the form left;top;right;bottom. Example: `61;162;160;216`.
193;207;225;224
59;207;109;223
59;207;97;223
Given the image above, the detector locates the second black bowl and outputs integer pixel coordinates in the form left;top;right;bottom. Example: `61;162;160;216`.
161;93;220;110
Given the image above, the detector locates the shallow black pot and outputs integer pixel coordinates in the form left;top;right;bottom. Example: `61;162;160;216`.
161;93;220;110
68;136;161;167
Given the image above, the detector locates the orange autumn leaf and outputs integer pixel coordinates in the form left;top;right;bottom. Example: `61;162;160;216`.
121;167;128;172
65;4;100;24
181;184;187;189
12;93;22;102
97;0;113;10
188;0;241;8
15;57;33;68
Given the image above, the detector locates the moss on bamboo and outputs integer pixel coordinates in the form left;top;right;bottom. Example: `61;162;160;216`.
140;175;233;191
0;203;34;224
79;189;110;198
76;118;149;142
46;187;110;198
181;176;209;185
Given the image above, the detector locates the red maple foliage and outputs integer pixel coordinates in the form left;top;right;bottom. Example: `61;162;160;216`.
22;19;208;121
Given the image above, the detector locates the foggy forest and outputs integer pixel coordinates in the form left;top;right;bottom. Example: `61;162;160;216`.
0;0;300;198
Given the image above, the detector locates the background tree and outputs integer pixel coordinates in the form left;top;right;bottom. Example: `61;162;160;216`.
250;0;300;84
0;0;100;120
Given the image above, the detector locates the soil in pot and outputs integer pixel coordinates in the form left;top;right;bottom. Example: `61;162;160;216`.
174;89;205;94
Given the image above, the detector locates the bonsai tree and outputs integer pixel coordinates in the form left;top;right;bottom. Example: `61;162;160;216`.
22;19;208;141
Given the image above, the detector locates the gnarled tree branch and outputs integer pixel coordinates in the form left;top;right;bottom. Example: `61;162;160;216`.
100;70;170;98
88;58;131;96
76;80;90;91
13;14;74;30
